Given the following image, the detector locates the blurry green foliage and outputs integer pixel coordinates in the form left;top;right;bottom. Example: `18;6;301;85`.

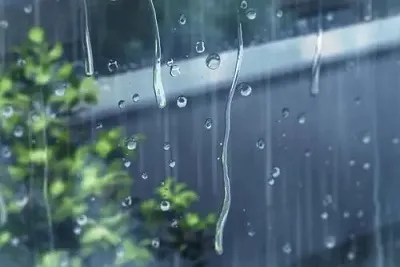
0;27;216;266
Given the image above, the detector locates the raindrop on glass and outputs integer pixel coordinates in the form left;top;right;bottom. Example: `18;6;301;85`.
126;139;137;150
13;126;24;138
276;10;283;18
152;238;160;248
141;172;148;180
271;167;280;178
2;146;11;158
107;59;118;72
238;83;252;96
176;96;187;108
23;5;33;14
166;58;174;67
11;237;20;246
0;20;9;29
268;179;275;186
256;139;265;150
362;162;371;170
297;113;306;124
118;100;126;109
362;132;371;144
77;215;88;226
324;236;336;249
392;137;399;144
282;243;292;254
240;0;248;9
245;8;257;20
323;194;333;206
195;41;205;53
343;211;350;218
2;105;13;118
96;122;103;129
178;14;186;25
206;53;221;70
124;160;131;168
204;118;212;130
349;159;356;166
171;219;179;228
116;246;124;258
122;196;132;207
169;160;176;168
55;85;66;96
347;251;356;260
248;230;256;237
160;200;170;211
320;212;329;220
74;227;82;235
132;93;140;103
170;65;181;77
163;142;171;151
282;108;290;118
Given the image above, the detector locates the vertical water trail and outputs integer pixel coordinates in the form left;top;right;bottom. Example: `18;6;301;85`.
81;0;94;76
0;193;7;226
214;14;243;255
149;0;167;109
310;25;323;96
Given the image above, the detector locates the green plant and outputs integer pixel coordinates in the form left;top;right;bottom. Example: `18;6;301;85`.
0;27;216;266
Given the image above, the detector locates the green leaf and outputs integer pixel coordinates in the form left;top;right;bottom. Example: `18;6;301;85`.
7;165;27;181
57;63;73;79
0;231;11;247
28;27;44;44
48;42;63;61
81;225;121;245
95;139;113;158
50;179;66;198
0;77;12;93
184;213;200;227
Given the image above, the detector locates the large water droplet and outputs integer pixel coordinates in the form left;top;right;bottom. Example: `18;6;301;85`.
204;118;213;130
169;160;176;168
282;243;292;254
122;196;132;207
240;0;248;9
107;59;118;72
238;83;252;96
152;238;160;248
2;146;11;158
13;126;24;138
324;236;336;249
271;167;280;178
256;139;265;150
178;14;187;25
320;212;329;220
195;41;205;53
245;8;257;20
160;200;170;211
126;139;137;150
170;65;181;77
2;105;13;118
176;96;187;108
118;100;126;109
77;215;88;226
206;53;221;70
363;162;371;170
132;93;140;103
297;113;306;124
163;142;171;151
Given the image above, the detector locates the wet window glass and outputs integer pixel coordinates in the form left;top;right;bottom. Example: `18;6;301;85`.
1;0;400;267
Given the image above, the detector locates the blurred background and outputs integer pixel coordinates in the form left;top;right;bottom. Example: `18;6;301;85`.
2;0;400;266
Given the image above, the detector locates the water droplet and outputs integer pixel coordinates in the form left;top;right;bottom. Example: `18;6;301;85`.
176;96;187;108
362;132;371;144
13;126;24;138
356;209;364;218
2;105;13;118
238;83;252;96
152;238;160;248
170;65;181;77
163;143;171;151
276;10;283;18
178;14;186;25
325;12;334;21
343;211;350;218
324;236;336;249
166;58;174;67
17;59;25;67
248;230;256;237
96;122;103;129
392;137;399;144
206;53;221;70
271;167;280;178
349;159;356;166
304;149;311;157
245;8;257;20
123;160;131;168
23;5;33;14
116;246;124;258
73;227;82;235
2;146;11;158
282;108;290;118
169;160;176;168
297;113;306;124
195;41;205;53
141;172;148;180
362;162;371;170
282;243;292;254
126;139;137;150
77;215;88;226
122;196;132;207
268;179;275;186
321;212;329;220
160;200;170;211
118;100;126;109
240;0;248;9
55;85;66;96
347;251;356;260
323;194;333;206
107;59;118;72
0;20;9;29
256;139;265;150
204;118;212;130
11;237;20;246
171;219;179;228
132;93;140;103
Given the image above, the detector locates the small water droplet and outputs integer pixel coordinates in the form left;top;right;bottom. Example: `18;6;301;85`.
248;230;256;237
55;85;66;96
297;113;306;124
271;167;280;178
204;118;212;130
118;100;126;109
178;14;186;25
141;172;148;180
96;122;103;129
343;211;350;218
73;227;82;235
122;196;132;207
166;58;174;67
124;160;131;168
176;96;187;108
13;125;24;138
126;139;137;150
206;53;221;70
323;194;333;206
268;179;275;186
256;139;265;150
246;8;257;20
116;246;124;258
354;96;361;104
362;162;371;170
362;132;371;144
23;5;33;14
77;215;88;226
349;159;356;166
163;143;171;151
238;83;252;96
240;0;248;9
170;65;181;77
282;108;290;118
356;209;364;218
195;41;205;53
107;59;118;72
2;105;13;118
160;200;170;211
392;137;399;144
276;10;283;18
320;212;329;220
2;146;11;158
347;251;356;260
171;219;179;228
282;243;292;254
0;20;9;29
132;93;140;103
169;160;176;168
324;236;336;249
304;149;311;157
325;12;334;21
152;238;160;248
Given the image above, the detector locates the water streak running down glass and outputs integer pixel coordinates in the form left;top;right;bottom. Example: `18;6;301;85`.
310;22;323;96
214;12;244;255
81;0;94;76
149;0;167;109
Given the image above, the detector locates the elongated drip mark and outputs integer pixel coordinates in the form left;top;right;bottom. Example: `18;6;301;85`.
0;193;7;227
149;0;167;109
81;0;94;76
310;26;323;96
214;13;243;255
